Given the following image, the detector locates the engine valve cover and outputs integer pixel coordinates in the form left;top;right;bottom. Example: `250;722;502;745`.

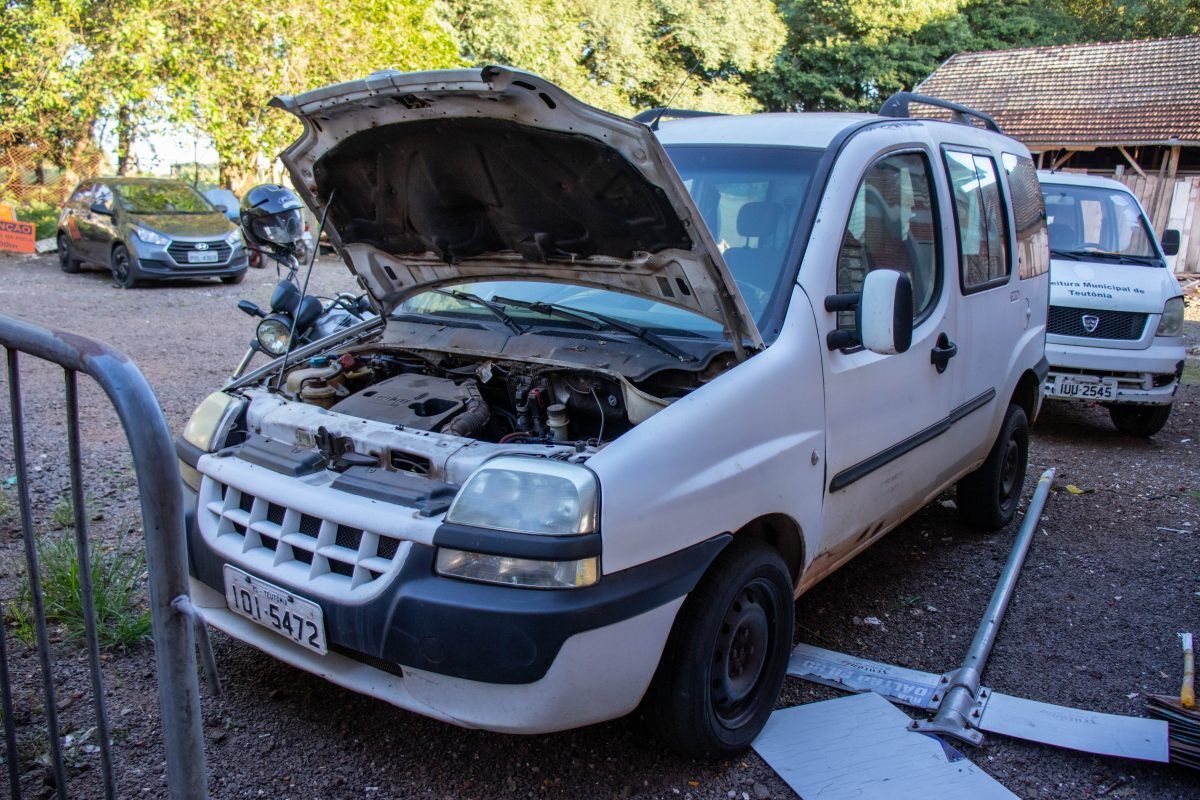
330;373;470;431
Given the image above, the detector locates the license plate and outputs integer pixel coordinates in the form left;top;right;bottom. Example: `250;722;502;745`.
1048;375;1116;400
223;565;327;654
187;250;219;263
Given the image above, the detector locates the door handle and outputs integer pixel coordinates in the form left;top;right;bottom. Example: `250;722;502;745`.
931;333;957;374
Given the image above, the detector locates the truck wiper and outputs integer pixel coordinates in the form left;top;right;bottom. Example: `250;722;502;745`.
1049;248;1084;261
1053;249;1162;266
433;289;525;335
492;295;697;362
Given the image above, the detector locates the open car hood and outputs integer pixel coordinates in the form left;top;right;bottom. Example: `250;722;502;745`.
270;66;762;352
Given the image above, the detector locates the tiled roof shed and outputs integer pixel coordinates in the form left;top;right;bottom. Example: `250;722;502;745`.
915;36;1200;148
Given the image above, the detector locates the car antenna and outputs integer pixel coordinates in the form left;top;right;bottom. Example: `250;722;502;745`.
274;187;336;391
648;60;703;131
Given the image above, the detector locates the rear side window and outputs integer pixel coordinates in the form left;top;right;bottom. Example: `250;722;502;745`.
1001;153;1048;279
945;150;1010;290
836;151;940;333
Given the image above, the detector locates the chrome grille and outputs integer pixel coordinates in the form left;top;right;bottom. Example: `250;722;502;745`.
1047;306;1147;340
201;481;407;592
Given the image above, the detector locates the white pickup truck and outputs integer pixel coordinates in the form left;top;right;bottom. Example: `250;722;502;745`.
1039;172;1187;436
178;70;1049;757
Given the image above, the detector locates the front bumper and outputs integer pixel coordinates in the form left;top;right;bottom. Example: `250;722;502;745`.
181;452;726;731
1045;338;1187;406
129;238;248;279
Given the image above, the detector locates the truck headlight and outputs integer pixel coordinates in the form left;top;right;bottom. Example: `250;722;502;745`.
181;392;242;491
435;549;599;589
444;456;598;535
1156;296;1184;337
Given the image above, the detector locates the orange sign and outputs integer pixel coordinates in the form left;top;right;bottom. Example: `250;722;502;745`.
0;219;36;254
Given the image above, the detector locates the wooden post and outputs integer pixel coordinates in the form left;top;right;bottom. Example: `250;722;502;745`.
1167;145;1181;179
1117;146;1146;178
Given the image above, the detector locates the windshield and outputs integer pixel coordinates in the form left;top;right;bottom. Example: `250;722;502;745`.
115;183;215;214
397;145;821;337
1042;183;1160;263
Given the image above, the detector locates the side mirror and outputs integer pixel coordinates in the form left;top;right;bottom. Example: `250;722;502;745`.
214;204;228;213
1161;228;1180;257
237;300;265;318
89;202;112;216
858;270;913;355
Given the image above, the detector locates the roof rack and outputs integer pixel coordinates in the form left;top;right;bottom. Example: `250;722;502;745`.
878;91;1002;134
633;108;725;131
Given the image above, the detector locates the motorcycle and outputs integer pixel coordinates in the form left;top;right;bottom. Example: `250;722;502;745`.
230;184;374;379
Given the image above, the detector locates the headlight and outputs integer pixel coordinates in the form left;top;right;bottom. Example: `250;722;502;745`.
182;392;238;451
444;456;598;535
435;549;599;589
133;225;170;247
1157;296;1184;337
225;229;243;247
256;316;291;356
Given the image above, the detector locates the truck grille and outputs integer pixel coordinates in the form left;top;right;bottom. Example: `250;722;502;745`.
167;240;232;264
201;480;408;593
1047;306;1147;340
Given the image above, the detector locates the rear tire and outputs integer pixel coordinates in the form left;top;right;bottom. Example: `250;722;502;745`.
57;233;81;273
221;272;246;285
110;244;139;289
1109;404;1171;437
641;537;793;760
957;404;1029;531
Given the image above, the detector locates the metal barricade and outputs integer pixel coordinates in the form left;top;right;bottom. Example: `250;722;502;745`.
0;314;209;799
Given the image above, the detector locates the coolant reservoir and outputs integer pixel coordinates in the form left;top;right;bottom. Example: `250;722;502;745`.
286;356;346;407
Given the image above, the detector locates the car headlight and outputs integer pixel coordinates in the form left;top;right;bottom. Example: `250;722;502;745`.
225;229;243;247
435;549;599;589
181;392;242;491
444;456;598;535
133;225;170;247
1157;296;1184;337
256;315;292;356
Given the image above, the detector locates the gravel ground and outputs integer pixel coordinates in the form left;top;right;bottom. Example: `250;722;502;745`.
0;250;1198;800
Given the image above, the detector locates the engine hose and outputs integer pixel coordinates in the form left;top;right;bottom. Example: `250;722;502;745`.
445;380;491;437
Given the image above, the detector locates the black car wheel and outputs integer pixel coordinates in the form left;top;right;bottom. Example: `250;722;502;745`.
110;244;139;289
57;233;81;273
641;537;793;760
1109;404;1172;437
221;272;246;285
957;403;1029;531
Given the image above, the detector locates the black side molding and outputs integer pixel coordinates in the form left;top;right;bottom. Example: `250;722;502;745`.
829;388;997;492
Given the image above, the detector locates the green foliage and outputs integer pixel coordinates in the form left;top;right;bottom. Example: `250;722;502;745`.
15;201;61;240
50;497;75;530
9;533;152;651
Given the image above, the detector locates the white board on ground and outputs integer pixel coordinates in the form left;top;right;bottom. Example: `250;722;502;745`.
979;691;1170;763
787;643;942;710
753;692;1017;800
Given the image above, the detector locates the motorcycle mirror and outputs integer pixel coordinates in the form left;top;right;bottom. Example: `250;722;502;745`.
238;300;266;318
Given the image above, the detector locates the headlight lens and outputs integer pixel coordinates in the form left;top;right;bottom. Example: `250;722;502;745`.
225;229;243;247
133;225;170;247
182;391;237;451
256;316;291;356
1157;296;1184;337
436;549;599;589
444;456;598;535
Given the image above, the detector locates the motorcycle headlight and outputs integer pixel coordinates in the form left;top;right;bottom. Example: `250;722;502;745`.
256;316;291;356
1156;296;1184;337
133;225;170;247
435;549;599;589
444;456;598;535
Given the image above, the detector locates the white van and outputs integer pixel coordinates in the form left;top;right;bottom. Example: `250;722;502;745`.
1039;172;1187;436
178;70;1049;757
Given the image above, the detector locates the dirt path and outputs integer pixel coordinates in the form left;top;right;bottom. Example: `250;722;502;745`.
0;251;1197;799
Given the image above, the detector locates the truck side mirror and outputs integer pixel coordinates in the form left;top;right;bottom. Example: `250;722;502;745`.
858;270;913;355
1161;228;1180;257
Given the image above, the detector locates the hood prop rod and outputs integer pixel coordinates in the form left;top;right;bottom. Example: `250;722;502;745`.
275;189;336;391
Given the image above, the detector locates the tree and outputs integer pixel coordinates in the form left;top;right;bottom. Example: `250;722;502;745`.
445;0;787;116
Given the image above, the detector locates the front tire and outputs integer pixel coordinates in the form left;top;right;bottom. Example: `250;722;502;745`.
957;403;1029;531
642;537;793;760
110;244;139;289
57;233;81;273
1109;404;1171;437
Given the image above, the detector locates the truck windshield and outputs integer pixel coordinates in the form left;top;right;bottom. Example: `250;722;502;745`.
1043;184;1161;265
396;145;821;338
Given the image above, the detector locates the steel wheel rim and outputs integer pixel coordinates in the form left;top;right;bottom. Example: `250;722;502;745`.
112;250;130;283
999;436;1020;505
711;579;775;728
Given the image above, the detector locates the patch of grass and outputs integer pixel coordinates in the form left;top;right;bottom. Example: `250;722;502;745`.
9;532;152;651
50;497;74;529
14;200;60;240
1182;359;1200;387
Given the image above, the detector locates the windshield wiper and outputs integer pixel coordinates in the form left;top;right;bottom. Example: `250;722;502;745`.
1053;249;1161;266
492;295;697;362
433;289;525;335
1049;249;1084;261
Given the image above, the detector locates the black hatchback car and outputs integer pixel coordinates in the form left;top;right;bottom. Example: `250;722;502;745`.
56;177;248;287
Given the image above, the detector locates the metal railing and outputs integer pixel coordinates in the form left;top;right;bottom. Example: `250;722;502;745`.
0;314;209;799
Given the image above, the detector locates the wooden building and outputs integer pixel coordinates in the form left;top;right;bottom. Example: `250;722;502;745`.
918;36;1200;274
